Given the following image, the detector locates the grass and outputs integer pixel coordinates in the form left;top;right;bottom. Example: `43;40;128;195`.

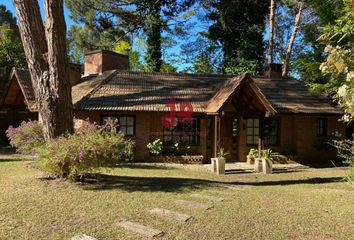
0;157;353;240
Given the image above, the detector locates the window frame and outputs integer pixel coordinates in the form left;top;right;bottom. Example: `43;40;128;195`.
100;115;136;137
264;118;280;146
316;117;327;137
163;117;201;146
246;118;260;146
245;118;280;146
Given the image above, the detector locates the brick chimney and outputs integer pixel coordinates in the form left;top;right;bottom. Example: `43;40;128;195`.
83;49;129;76
69;63;82;86
264;63;283;78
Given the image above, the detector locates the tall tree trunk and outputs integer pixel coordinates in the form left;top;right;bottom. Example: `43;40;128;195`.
13;0;73;140
268;0;275;65
282;0;304;77
145;1;162;72
44;0;74;137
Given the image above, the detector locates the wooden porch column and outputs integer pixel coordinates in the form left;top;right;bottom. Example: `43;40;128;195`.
258;116;265;158
211;115;220;158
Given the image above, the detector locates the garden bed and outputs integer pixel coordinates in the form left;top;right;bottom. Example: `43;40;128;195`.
149;155;204;164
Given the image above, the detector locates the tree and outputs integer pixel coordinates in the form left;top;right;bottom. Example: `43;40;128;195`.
207;0;269;75
0;5;25;89
319;2;354;120
294;0;346;84
0;4;16;25
193;53;214;73
0;25;26;88
13;0;73;140
65;0;197;72
282;0;304;77
268;0;275;65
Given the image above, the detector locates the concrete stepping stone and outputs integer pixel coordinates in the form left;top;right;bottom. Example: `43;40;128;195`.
71;235;98;240
224;184;253;190
149;208;191;222
191;193;224;202
176;199;212;210
119;220;164;238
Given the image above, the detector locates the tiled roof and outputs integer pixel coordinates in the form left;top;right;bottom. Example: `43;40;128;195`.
8;68;343;115
253;77;342;114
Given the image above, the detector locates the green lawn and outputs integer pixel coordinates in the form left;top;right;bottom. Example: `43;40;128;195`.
0;157;353;240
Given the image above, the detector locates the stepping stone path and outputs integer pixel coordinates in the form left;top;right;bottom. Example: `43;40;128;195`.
119;220;164;238
149;208;191;222
191;193;224;202
224;184;253;190
71;235;98;240
176;199;213;210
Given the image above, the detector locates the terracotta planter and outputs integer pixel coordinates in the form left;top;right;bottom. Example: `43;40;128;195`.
211;157;225;175
262;159;273;174
246;155;255;164
254;158;262;172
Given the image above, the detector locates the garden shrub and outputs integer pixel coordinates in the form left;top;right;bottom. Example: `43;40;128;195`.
147;139;163;156
6;121;45;154
333;137;354;183
38;121;134;179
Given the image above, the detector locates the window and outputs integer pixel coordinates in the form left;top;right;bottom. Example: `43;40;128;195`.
264;118;279;145
163;118;200;146
317;118;327;136
246;118;279;145
101;116;135;136
246;119;259;145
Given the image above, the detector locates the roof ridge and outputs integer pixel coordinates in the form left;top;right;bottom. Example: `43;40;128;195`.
114;70;238;79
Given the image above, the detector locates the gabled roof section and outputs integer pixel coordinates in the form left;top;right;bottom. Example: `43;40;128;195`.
0;68;36;110
206;75;276;115
253;77;343;114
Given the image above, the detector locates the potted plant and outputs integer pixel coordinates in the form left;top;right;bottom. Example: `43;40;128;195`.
247;148;258;164
211;148;228;175
261;149;279;174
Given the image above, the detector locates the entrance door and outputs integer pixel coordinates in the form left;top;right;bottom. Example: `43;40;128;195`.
232;118;238;161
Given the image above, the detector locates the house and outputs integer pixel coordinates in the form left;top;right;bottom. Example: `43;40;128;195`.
0;49;349;163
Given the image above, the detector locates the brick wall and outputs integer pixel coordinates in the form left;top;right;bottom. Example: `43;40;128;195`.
237;114;346;163
75;110;207;162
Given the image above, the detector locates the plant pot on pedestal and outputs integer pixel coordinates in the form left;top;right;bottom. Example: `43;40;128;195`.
247;155;255;164
254;158;262;172
262;158;273;174
211;157;225;175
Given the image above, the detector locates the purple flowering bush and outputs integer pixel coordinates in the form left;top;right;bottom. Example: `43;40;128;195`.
38;121;134;179
6;121;45;154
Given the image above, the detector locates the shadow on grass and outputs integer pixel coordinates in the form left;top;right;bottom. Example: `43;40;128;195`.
79;173;345;193
229;177;345;186
0;158;24;163
115;163;177;170
80;174;218;193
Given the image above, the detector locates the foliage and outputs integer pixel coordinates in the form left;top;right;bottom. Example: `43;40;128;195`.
248;148;259;158
193;53;214;74
6;121;45;155
332;136;354;183
0;4;16;25
318;2;354;120
217;148;229;159
65;0;197;72
0;23;26;87
294;0;346;84
207;0;269;75
261;149;280;161
38;121;134;179
147;139;164;156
